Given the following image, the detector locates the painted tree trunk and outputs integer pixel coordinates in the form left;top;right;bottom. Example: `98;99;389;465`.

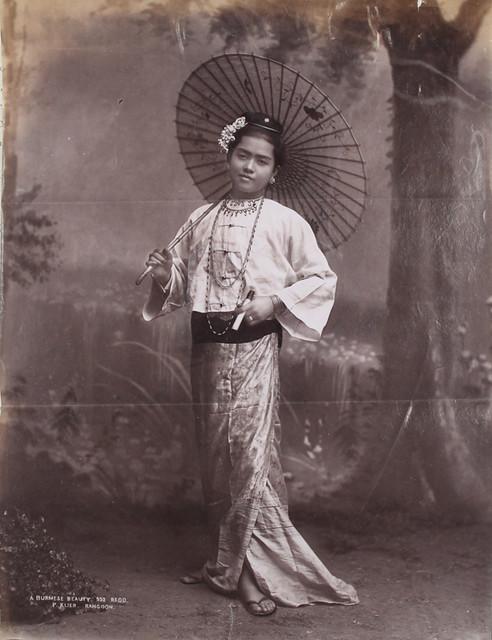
380;16;489;514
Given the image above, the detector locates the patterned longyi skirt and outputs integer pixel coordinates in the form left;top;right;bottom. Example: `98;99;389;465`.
191;332;358;607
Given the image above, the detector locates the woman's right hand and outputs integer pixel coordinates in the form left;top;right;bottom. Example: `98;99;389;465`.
145;248;173;288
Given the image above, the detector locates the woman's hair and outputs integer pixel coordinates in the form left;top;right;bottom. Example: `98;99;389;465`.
227;112;285;168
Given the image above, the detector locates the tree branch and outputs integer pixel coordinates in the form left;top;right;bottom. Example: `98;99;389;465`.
453;0;492;54
367;0;443;27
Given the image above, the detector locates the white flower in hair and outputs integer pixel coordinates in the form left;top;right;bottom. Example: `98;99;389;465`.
218;116;247;153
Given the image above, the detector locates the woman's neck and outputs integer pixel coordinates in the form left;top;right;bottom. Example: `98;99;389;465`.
228;189;265;201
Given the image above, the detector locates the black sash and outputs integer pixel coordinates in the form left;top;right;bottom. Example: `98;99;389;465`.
191;311;282;347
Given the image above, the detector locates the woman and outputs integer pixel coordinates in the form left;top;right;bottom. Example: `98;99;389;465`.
142;112;358;616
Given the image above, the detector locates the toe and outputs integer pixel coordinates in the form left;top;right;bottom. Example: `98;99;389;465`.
260;598;276;614
248;602;263;614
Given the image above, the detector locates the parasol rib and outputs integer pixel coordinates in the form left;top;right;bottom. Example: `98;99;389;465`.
211;56;254;116
293;149;365;163
301;169;364;221
301;175;358;237
178;149;221;156
267;58;275;118
182;82;236;126
176;136;217;147
186;158;226;171
282;105;343;147
206;181;231;200
293;180;341;246
287;126;352;150
190;70;241;119
275;173;293;211
282;82;314;140
276;63;285;122
289;145;361;156
271;181;282;204
281;72;300;134
303;162;367;198
287;156;364;216
202;64;247;118
281;177;301;217
302;185;354;242
175;119;225;138
193;168;230;187
178;91;229;127
298;158;366;181
177;104;225;130
238;55;264;113
303;171;366;214
224;55;258;113
252;55;269;114
283;99;329;145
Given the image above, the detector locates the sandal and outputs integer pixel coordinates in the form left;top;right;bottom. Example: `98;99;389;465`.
244;597;277;617
179;573;203;585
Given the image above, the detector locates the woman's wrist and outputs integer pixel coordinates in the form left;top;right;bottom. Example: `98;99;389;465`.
151;272;171;295
270;294;286;317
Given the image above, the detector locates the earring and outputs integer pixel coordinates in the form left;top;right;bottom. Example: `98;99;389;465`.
269;176;276;184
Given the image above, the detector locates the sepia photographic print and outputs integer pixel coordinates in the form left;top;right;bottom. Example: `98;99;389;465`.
1;1;491;639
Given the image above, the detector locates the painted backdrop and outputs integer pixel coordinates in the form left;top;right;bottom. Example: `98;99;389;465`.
1;0;492;520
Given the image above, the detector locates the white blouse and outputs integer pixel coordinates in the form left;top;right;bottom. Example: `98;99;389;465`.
142;198;337;342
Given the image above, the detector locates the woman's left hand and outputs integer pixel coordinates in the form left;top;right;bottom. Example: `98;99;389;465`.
237;296;275;326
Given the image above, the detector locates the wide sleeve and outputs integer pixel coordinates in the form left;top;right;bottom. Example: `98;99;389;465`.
141;213;196;322
276;215;337;342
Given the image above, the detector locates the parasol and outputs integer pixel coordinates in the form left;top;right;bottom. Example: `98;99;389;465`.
136;53;367;286
176;53;367;254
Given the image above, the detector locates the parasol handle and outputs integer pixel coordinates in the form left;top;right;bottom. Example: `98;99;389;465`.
135;197;224;286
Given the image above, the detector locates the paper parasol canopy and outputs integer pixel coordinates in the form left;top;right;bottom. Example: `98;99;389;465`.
176;53;367;253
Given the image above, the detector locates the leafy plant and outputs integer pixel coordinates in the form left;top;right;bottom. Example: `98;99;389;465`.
0;508;103;623
331;365;383;462
50;388;81;441
3;184;62;289
457;297;492;399
278;334;384;504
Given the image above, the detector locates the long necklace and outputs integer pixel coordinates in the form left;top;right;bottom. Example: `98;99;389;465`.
205;196;264;335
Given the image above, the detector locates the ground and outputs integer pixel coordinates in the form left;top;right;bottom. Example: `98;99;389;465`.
2;512;490;640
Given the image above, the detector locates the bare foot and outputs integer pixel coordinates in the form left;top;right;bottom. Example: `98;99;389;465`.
179;569;203;584
238;564;276;616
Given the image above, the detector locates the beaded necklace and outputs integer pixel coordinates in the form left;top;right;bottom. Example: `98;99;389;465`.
205;196;264;335
221;196;263;217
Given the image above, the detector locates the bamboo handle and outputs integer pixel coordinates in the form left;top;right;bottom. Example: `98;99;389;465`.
135;197;224;286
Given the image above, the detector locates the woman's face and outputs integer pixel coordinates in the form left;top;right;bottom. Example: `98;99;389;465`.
227;134;276;199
